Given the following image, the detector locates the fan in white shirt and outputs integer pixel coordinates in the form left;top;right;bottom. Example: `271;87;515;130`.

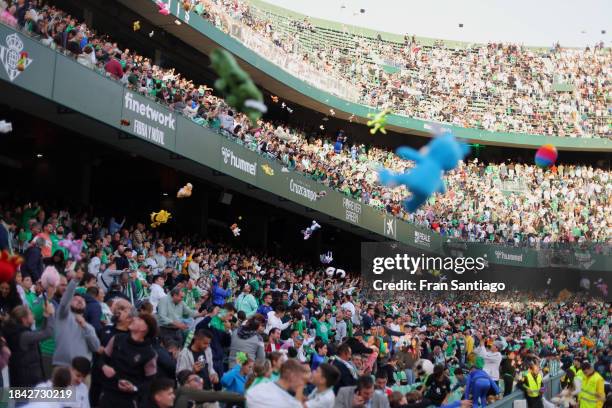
265;305;292;335
305;363;339;408
23;362;90;408
149;275;167;312
247;360;309;408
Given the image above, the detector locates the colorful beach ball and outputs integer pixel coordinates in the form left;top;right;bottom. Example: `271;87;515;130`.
535;144;558;168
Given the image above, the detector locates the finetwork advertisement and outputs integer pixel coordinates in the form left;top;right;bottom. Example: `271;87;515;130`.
122;91;176;148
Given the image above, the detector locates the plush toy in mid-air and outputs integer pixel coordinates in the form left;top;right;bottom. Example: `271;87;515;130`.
367;109;390;134
378;133;470;212
325;267;346;279
151;210;172;228
182;0;193;12
40;265;60;289
177;183;193;198
320;251;333;264
230;223;241;237
16;52;28;72
156;0;170;15
0;120;12;133
58;233;84;261
302;220;321;240
414;359;434;378
209;49;267;124
595;278;608;297
0;250;21;283
132;21;141;31
261;164;274;176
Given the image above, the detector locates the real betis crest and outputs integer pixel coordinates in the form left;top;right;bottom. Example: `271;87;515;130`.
0;33;33;81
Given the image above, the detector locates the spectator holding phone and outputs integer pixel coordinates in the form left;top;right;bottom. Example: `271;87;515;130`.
99;313;159;407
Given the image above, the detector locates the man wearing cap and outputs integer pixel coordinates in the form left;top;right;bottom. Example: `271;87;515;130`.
578;361;605;408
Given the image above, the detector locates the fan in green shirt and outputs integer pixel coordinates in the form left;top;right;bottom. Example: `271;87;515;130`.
21;205;40;229
310;314;332;344
51;233;69;260
235;286;259;318
181;286;201;311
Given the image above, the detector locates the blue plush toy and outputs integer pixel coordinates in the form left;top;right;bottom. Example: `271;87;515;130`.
378;133;470;212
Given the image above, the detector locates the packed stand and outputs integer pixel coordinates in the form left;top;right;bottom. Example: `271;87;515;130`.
194;0;611;139
1;1;611;244
0;202;611;408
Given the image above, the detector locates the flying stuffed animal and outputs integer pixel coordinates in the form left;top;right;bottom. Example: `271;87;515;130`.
177;183;193;198
132;21;141;31
320;251;333;264
17;52;28;71
261;164;274;176
230;223;241;237
151;210;172;228
156;0;170;15
595;278;608;297
378;133;470;212
58;233;84;261
182;0;193;12
0;120;12;133
0;250;21;283
209;49;267;124
325;267;346;279
301;220;321;240
367;109;390;134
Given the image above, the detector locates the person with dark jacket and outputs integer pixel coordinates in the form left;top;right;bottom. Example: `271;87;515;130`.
0;280;22;317
43;250;67;277
195;313;232;384
345;335;375;356
21;237;44;282
90;298;134;406
332;343;358;393
99;313;159;408
152;337;177;380
500;352;517;396
83;286;103;332
4;303;55;387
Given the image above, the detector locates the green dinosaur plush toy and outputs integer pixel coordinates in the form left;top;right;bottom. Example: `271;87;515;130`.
209;49;267;124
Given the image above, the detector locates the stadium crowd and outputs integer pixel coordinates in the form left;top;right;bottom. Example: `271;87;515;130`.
195;0;611;139
0;201;610;408
1;0;611;245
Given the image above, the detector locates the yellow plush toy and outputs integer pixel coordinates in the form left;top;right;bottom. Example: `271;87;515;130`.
150;210;172;228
